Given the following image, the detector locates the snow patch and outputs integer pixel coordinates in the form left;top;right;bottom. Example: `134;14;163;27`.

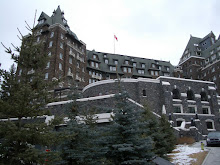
168;144;208;165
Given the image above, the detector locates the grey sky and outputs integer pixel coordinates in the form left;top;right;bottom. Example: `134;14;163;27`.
1;0;220;71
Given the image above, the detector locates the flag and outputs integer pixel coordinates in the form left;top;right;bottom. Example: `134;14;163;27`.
114;35;118;41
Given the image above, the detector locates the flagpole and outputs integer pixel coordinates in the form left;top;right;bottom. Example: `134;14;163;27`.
114;35;115;54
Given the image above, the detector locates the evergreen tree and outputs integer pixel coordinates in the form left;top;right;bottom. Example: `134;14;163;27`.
159;115;176;154
0;27;60;164
59;86;104;165
143;104;176;159
104;92;154;165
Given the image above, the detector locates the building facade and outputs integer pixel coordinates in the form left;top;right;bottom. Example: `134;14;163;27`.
174;32;220;95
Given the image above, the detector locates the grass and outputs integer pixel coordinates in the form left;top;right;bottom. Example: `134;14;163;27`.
189;151;209;165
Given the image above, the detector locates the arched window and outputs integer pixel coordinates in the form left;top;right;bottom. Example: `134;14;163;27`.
143;89;146;96
200;91;208;101
187;89;194;100
172;88;180;99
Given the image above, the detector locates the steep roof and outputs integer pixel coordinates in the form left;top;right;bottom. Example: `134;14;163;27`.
36;6;78;41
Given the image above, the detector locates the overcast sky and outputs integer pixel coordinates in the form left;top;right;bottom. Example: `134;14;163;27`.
1;0;220;71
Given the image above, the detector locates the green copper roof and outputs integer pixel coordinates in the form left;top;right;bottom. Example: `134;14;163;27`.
36;6;78;41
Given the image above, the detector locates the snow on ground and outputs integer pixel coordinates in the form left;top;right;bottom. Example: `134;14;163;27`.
168;144;207;165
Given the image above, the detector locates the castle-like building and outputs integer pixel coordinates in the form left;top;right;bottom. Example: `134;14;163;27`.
17;6;220;139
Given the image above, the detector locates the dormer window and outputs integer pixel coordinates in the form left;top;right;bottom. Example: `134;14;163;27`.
104;59;108;64
93;55;97;59
63;19;67;24
50;32;54;38
133;63;136;67
125;60;129;65
141;64;145;68
152;64;155;68
114;60;118;65
38;19;45;24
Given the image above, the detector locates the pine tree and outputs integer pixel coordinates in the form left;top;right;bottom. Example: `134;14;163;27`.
104;92;154;165
143;105;176;159
159;115;176;154
59;86;104;165
0;27;60;164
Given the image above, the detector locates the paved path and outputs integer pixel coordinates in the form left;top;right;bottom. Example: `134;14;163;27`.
202;147;220;165
191;140;220;165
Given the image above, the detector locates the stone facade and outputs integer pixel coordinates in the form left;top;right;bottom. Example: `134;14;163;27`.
81;76;220;137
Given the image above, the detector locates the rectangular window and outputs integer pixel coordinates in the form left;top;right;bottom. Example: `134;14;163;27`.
202;107;210;114
114;60;118;65
96;63;99;68
60;53;63;60
77;62;80;68
141;64;145;68
50;32;54;38
138;69;144;74
105;59;108;64
61;33;64;40
91;61;94;67
173;105;182;113
59;63;62;70
188;106;196;113
49;41;53;47
60;42;63;49
93;55;96;59
46;62;50;68
128;68;132;73
123;67;127;72
151;70;154;75
45;73;48;80
69;57;72;64
152;64;155;68
125;60;129;65
133;63;136;67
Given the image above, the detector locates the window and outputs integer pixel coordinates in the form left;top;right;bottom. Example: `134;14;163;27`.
110;66;116;71
93;55;96;59
158;66;161;70
68;67;72;73
123;67;127;72
133;63;136;67
143;89;146;96
63;18;67;24
125;60;129;65
45;73;48;80
141;63;145;68
212;67;215;72
59;63;62;70
114;60;118;65
61;33;64;40
104;59;108;64
172;88;180;99
211;54;216;61
48;52;51;56
206;120;214;130
95;63;99;68
173;104;182;113
187;89;194;100
128;68;132;73
50;32;54;38
202;107;210;114
91;61;94;67
89;79;92;84
103;55;107;58
166;67;170;72
82;67;85;72
69;57;72;64
155;71;158;76
60;53;63;60
138;69;144;74
77;62;80;68
49;41;53;47
39;19;44;24
60;42;63;49
18;69;22;76
188;106;196;113
46;62;50;68
152;64;155;68
200;91;208;101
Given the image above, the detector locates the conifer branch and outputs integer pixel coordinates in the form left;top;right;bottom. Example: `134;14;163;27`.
1;42;12;54
11;43;20;52
17;28;23;38
25;21;32;31
17;35;22;41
